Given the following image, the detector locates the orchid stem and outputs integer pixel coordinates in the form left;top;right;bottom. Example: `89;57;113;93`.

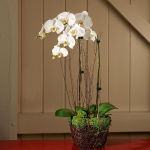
78;38;81;107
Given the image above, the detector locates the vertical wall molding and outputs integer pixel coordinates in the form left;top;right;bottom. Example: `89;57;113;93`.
0;0;18;140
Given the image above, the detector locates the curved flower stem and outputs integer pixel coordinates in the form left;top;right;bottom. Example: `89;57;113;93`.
95;39;100;118
78;38;81;107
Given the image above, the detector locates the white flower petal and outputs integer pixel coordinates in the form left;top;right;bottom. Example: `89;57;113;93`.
75;13;83;24
81;11;88;18
44;20;54;33
76;26;85;37
74;23;80;28
68;36;75;49
54;20;64;34
60;48;68;57
58;34;67;43
91;37;95;41
68;19;75;26
67;13;76;26
52;46;60;56
58;12;69;20
84;16;93;28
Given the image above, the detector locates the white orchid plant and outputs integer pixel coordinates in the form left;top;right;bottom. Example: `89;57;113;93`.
36;11;118;120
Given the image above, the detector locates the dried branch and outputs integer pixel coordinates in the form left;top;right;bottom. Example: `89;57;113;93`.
68;52;76;112
88;67;92;107
60;58;73;111
90;42;98;103
82;48;88;108
69;43;78;60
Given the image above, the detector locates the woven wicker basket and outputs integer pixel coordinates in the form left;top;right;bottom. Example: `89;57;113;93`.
69;117;110;150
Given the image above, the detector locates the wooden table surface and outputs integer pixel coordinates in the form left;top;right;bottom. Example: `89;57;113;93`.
0;138;150;150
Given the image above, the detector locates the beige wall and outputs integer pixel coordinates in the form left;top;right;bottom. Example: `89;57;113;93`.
0;0;18;140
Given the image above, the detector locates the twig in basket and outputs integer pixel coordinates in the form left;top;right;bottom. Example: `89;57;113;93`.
60;58;73;112
91;42;98;103
69;44;78;61
68;52;76;112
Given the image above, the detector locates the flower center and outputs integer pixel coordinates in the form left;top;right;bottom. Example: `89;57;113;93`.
62;19;68;24
57;53;62;58
79;20;84;26
51;27;57;32
71;30;76;35
90;34;94;38
63;41;68;46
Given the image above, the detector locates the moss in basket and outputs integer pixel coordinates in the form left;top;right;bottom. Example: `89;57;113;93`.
71;115;111;130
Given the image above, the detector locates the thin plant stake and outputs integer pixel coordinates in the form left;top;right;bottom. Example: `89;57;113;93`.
96;35;101;118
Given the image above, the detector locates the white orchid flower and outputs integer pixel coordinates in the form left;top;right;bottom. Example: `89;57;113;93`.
68;24;85;39
36;24;46;40
44;18;64;34
57;12;76;26
52;45;68;58
84;27;97;41
58;34;75;49
75;11;93;28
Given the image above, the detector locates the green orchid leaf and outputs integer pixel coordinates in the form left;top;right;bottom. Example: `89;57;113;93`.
104;114;112;116
89;103;118;116
55;109;75;117
89;104;96;113
75;106;89;112
100;114;112;118
99;103;118;116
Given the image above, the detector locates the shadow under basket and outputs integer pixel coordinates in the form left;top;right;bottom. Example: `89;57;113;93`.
69;123;109;150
